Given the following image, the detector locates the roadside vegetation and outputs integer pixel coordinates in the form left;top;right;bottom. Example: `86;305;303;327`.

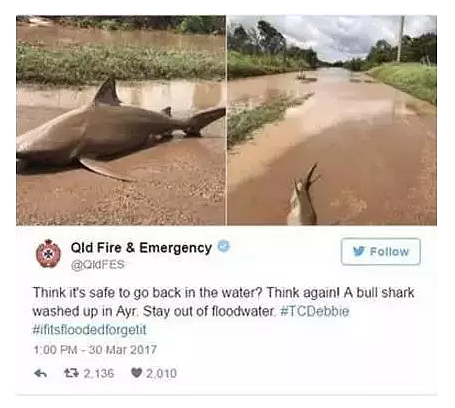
342;33;436;72
228;51;308;79
227;20;322;79
228;93;314;149
340;32;436;105
16;42;225;85
16;16;226;35
368;63;437;105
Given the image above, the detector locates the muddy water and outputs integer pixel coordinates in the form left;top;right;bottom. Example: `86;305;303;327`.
17;25;225;54
227;68;437;225
16;80;226;225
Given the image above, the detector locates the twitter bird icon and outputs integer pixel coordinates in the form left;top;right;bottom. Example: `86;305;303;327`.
353;246;366;257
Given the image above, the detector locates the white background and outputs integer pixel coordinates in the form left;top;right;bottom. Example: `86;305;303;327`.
17;227;435;395
5;1;451;407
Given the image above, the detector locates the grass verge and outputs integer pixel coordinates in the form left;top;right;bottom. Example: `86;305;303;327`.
16;42;225;85
368;63;437;105
228;93;314;149
228;51;310;79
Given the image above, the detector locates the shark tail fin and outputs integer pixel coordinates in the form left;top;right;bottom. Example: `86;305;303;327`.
304;162;321;192
183;107;226;138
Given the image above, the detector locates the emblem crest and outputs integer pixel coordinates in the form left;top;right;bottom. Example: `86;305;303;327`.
36;239;61;268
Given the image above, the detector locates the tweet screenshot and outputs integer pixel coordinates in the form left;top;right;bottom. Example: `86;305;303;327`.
16;13;437;396
17;227;436;395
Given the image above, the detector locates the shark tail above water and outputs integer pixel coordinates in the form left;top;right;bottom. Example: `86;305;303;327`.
183;107;226;137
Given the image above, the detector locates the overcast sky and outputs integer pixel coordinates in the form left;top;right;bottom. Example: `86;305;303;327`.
227;15;437;62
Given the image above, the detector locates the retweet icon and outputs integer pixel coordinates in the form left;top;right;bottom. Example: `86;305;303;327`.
36;239;61;268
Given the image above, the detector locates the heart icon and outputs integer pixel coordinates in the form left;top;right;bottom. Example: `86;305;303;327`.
131;367;142;378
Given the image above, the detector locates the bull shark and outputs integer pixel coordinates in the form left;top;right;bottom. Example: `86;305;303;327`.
286;162;321;225
16;76;226;181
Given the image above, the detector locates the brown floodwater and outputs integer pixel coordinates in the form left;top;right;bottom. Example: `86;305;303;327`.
16;24;225;54
227;68;437;225
16;79;226;225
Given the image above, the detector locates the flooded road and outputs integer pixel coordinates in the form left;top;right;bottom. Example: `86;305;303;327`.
227;68;436;225
16;80;226;225
16;24;225;54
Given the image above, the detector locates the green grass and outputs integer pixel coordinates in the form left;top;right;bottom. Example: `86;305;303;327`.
228;93;314;149
228;51;310;79
368;63;437;105
50;16;137;30
16;42;225;85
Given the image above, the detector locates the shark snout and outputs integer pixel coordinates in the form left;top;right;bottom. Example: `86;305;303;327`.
16;142;73;165
16;141;31;160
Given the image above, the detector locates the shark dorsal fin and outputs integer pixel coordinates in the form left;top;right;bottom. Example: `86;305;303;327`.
161;106;172;117
93;76;121;106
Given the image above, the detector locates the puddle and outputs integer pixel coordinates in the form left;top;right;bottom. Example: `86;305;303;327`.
17;80;225;113
228;67;436;155
227;115;437;225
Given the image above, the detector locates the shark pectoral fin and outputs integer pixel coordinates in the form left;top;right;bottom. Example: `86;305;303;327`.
78;156;135;182
184;130;202;138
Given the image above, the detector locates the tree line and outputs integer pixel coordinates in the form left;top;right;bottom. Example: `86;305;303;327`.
228;20;320;69
17;16;226;35
343;32;436;71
